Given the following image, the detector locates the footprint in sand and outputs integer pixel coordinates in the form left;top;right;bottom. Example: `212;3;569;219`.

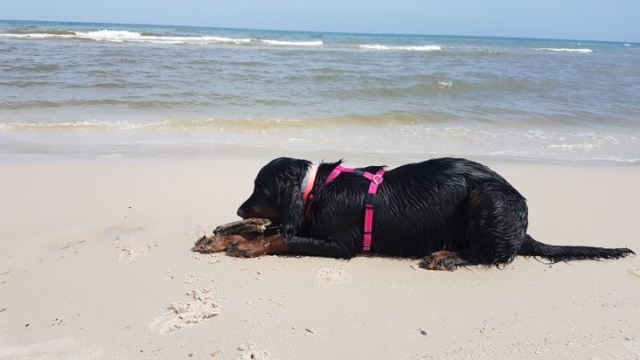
314;267;354;286
148;289;220;334
114;238;156;262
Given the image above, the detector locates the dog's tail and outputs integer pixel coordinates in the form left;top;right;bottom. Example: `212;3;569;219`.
518;234;634;262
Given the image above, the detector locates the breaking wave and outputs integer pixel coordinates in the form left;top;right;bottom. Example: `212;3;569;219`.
535;48;593;53
359;44;442;51
0;29;324;46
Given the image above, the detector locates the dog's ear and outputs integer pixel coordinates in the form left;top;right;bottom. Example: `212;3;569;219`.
278;159;310;237
279;185;304;237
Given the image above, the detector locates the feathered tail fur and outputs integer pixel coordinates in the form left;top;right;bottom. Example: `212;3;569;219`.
518;235;634;262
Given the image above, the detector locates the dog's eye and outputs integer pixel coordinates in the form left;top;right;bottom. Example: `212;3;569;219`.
252;187;272;200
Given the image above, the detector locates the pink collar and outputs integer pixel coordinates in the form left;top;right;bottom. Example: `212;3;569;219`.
301;164;318;206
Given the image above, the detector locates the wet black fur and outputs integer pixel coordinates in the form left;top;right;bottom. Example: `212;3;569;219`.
237;157;634;267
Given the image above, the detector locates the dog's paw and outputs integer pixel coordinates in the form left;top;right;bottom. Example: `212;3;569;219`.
193;235;243;253
419;251;466;271
226;241;267;258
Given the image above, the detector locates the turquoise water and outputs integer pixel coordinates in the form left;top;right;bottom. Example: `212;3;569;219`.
1;20;639;162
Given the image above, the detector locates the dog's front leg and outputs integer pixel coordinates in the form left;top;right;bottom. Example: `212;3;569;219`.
226;235;355;258
283;236;355;258
226;234;289;258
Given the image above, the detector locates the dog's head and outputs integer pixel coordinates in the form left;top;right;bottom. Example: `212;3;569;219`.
237;157;311;236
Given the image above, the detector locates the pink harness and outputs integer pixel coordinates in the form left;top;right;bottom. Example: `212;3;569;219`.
302;164;385;252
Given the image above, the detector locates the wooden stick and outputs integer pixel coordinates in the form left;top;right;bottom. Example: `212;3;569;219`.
212;218;272;236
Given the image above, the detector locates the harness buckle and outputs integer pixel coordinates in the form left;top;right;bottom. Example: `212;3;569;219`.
372;174;384;185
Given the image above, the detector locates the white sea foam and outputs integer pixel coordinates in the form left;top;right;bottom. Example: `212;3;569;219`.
0;119;165;130
0;33;74;39
359;44;441;51
535;48;593;53
201;36;252;44
79;31;253;45
0;30;146;42
144;36;252;45
76;30;144;42
547;143;599;149
260;40;323;46
437;81;453;89
2;30;313;46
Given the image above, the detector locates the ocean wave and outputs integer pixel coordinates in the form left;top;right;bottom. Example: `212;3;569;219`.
535;48;593;53
0;28;323;47
0;32;74;39
171;35;252;45
77;29;142;40
8;28;76;36
0;119;145;129
260;39;323;46
330;78;530;100
76;30;254;45
0;115;438;131
359;44;442;51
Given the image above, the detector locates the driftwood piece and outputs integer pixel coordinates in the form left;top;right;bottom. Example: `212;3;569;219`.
212;218;272;236
193;218;272;253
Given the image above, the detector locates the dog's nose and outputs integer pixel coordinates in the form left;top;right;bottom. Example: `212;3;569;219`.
237;208;245;218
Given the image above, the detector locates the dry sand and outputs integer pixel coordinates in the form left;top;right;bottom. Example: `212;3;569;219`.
1;155;639;359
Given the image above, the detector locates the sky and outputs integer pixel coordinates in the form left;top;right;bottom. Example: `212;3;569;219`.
3;0;639;42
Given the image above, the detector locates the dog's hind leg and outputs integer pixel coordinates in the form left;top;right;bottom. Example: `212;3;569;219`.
419;251;469;271
459;182;634;266
460;181;529;266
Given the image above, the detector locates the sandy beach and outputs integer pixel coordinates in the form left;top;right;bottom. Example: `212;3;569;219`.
0;154;638;359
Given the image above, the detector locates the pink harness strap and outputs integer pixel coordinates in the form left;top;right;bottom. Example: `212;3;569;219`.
321;164;385;252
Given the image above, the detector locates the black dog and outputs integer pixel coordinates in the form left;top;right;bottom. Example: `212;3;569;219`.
228;157;633;270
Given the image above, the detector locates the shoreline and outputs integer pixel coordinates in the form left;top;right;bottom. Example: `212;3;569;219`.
1;150;639;167
1;153;639;359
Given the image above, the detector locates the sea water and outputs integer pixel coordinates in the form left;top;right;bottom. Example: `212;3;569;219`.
1;20;639;163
